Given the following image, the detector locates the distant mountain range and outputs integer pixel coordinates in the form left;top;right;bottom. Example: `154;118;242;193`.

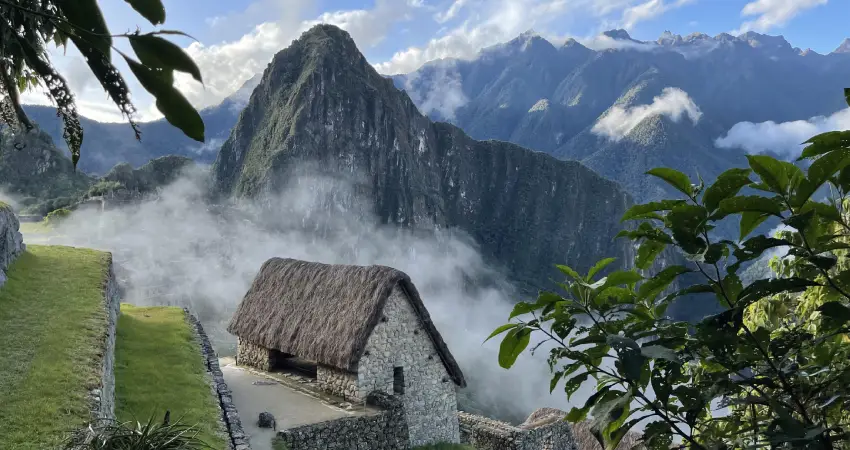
393;29;850;203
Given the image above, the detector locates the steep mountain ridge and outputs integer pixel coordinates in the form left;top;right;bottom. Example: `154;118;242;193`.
211;24;640;292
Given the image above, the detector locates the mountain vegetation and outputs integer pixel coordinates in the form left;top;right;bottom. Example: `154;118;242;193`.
491;93;850;449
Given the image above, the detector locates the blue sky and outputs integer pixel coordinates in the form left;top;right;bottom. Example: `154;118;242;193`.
23;0;850;122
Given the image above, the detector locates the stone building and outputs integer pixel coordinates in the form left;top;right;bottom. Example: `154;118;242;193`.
227;257;467;447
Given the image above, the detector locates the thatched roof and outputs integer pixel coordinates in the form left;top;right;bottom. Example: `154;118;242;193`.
227;258;466;387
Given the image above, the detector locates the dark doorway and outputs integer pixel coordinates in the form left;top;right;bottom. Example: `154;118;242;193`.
270;350;317;378
393;367;405;395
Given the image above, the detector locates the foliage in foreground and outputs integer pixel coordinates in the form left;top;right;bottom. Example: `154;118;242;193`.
491;94;850;449
0;0;205;167
64;412;212;449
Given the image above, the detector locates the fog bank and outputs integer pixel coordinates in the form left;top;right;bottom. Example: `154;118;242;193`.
35;168;591;423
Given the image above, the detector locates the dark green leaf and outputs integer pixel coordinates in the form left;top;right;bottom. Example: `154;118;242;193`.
646;168;693;197
566;386;611;422
637;265;690;302
621;200;686;222
739;211;769;241
124;0;166;25
635;240;666;270
808;149;850;193
484;323;518;342
588;258;618;280
642;421;673;450
123;56;205;142
783;210;815;232
703;168;753;212
57;0;112;55
651;370;671;405
804;255;837;271
667;204;708;254
738;277;820;306
716;195;784;218
616;223;674;244
800;130;850;159
734;236;792;262
620;350;646;382
129;34;203;82
598;271;643;291
557;264;581;281
549;371;564;394
607;335;640;351
799;201;842;222
748;154;789;193
818;302;850;327
509;302;538;319
565;372;590;399
498;328;530;369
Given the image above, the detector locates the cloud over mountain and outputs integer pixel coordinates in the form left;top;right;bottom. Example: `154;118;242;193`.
592;87;703;141
715;108;850;158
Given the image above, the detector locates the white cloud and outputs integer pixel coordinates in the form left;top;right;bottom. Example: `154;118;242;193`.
401;61;469;120
592;87;702;141
620;0;694;31
177;0;422;109
735;0;828;34
715;108;850;158
435;0;469;23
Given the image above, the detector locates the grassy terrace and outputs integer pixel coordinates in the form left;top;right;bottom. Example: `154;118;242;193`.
0;245;111;449
115;305;227;449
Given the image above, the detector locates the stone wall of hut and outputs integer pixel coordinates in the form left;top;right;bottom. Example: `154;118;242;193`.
274;391;407;450
317;365;359;401
236;338;274;371
356;285;460;447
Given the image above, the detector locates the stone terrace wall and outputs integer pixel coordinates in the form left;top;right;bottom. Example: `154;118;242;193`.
0;204;25;289
90;256;120;424
186;311;251;450
459;410;578;450
275;391;408;450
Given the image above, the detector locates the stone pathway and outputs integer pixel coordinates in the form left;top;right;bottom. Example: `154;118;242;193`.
219;358;372;450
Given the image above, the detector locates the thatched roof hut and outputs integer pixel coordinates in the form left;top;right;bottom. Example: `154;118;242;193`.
227;257;466;387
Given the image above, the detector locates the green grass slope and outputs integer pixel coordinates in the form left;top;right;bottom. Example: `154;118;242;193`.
0;245;111;449
115;305;227;449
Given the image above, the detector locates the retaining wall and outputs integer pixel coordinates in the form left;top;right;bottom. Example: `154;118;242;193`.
0;204;25;289
186;310;251;450
275;391;408;450
90;255;120;423
459;409;578;450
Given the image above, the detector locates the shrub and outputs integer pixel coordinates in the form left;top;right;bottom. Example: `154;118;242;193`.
45;208;72;226
63;412;212;449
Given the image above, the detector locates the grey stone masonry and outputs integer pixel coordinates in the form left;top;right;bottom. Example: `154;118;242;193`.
186;310;251;450
237;337;274;372
275;391;408;450
91;256;120;424
459;409;579;450
317;365;359;401
0;204;25;289
356;285;460;447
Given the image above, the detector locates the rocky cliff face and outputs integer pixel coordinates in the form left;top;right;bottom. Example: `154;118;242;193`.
211;25;637;292
0;203;25;288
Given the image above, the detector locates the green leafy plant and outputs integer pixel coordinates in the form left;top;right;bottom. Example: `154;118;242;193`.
490;93;850;449
0;0;205;167
63;411;213;449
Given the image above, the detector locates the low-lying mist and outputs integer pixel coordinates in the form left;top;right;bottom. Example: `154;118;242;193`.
33;167;593;423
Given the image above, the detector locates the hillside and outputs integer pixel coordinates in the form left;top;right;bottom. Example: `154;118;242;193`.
0;128;92;205
394;30;850;203
211;24;638;292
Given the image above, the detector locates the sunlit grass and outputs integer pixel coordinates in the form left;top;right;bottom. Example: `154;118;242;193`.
0;245;111;449
115;305;227;449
